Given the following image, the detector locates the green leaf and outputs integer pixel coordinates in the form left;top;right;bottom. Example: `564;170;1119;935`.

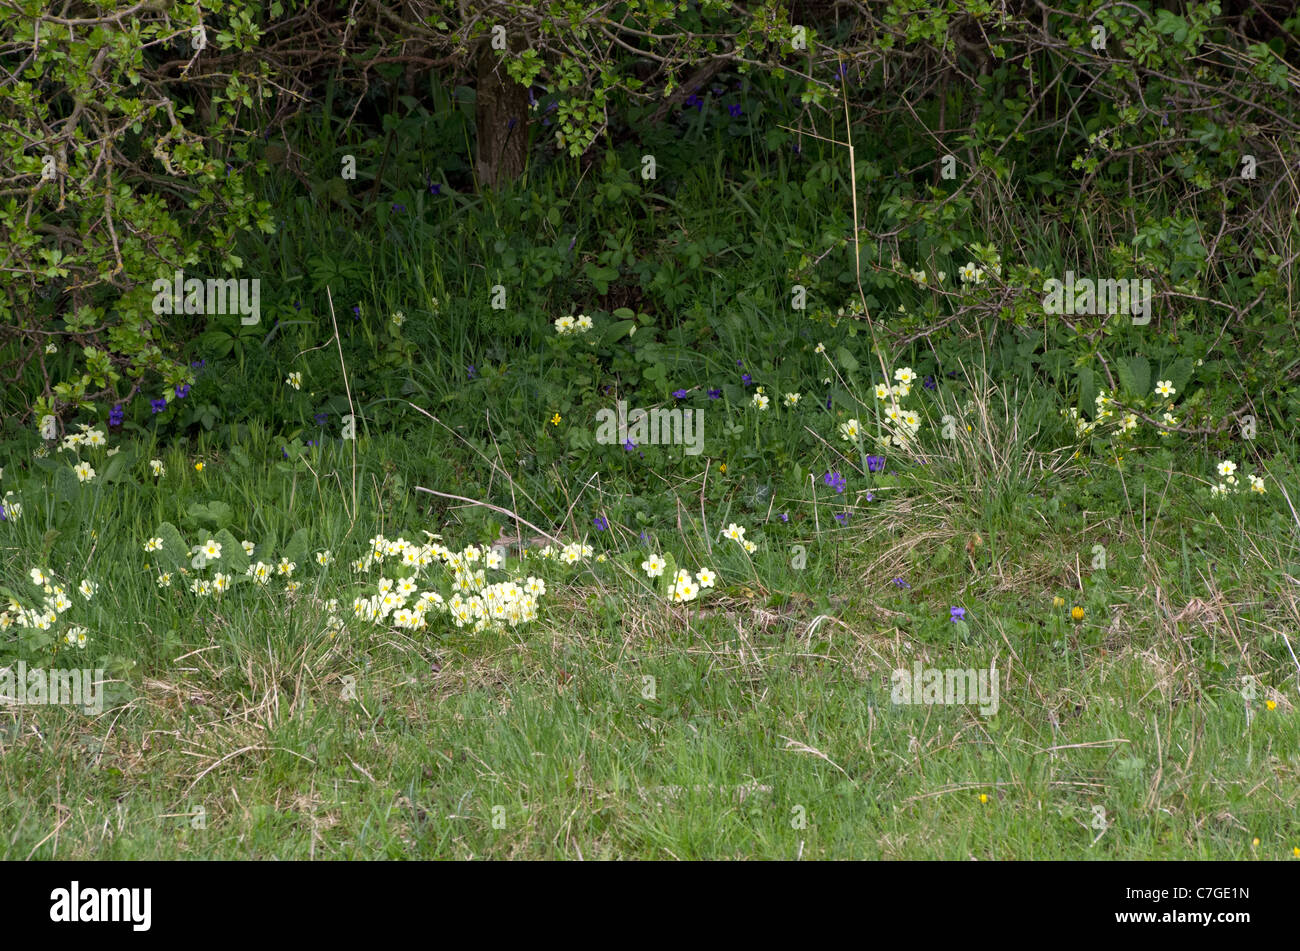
601;320;636;345
153;522;190;570
1077;366;1097;413
281;528;310;567
834;346;860;373
1165;357;1194;395
53;466;80;505
257;530;279;566
1116;355;1150;399
40;529;60;561
99;448;136;484
187;500;233;530
659;552;678;598
214;529;249;575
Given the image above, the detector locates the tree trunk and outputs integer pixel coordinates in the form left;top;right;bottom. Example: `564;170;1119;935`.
475;38;529;189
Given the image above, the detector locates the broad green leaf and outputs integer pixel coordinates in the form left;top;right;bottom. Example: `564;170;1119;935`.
1077;365;1097;414
153;521;190;570
281;527;310;567
214;529;250;575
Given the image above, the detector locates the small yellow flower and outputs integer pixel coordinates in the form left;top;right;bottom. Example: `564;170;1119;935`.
1052;596;1065;608
550;413;561;426
194;462;204;472
1252;837;1260;847
1265;699;1277;711
1294;847;1300;858
978;793;989;804
718;463;726;473
1071;606;1085;621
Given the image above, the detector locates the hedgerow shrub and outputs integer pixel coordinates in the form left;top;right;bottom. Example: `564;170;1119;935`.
3;1;1298;459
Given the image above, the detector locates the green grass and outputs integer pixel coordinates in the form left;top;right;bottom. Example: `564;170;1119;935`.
2;403;1298;859
4;65;1300;858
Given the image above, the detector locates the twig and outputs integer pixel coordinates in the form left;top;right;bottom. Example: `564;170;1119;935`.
412;486;565;545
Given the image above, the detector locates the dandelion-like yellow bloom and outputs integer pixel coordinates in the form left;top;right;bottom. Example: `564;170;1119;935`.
1071;606;1085;621
550;413;561;425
